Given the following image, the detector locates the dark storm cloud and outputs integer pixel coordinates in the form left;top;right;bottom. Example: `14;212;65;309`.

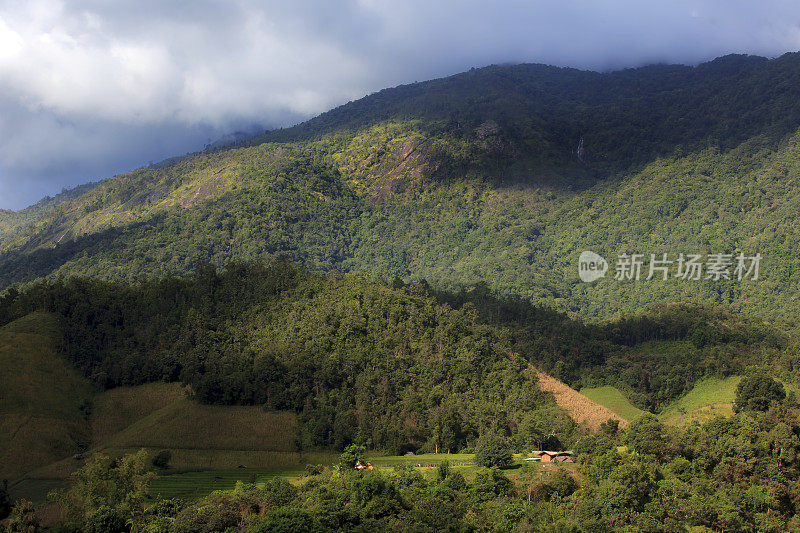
0;0;798;209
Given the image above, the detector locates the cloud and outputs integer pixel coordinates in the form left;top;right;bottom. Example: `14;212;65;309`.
0;0;799;208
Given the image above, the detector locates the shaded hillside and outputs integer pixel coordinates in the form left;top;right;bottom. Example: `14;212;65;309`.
0;312;93;482
257;54;800;165
0;260;786;453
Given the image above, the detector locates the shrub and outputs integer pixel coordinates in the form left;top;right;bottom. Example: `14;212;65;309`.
436;460;452;481
304;463;324;476
474;434;514;468
262;478;298;509
152;450;172;469
85;505;126;533
6;499;40;532
338;443;367;470
735;375;786;412
249;508;318;533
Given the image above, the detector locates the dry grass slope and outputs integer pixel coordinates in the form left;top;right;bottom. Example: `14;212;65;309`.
98;396;298;452
0;312;93;482
89;382;299;469
535;370;628;431
91;382;188;443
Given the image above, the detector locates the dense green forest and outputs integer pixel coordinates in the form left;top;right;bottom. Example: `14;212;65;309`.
2;54;800;329
0;259;787;453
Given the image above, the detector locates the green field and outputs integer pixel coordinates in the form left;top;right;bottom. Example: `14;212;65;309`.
147;453;574;500
579;386;648;423
658;376;742;427
91;382;188;443
149;468;307;500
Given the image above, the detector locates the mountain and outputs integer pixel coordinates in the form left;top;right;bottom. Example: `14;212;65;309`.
2;53;800;327
0;182;97;245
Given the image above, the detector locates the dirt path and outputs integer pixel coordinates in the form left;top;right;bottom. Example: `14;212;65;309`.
535;370;629;431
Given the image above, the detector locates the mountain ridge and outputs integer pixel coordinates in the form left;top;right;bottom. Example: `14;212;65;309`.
2;53;800;328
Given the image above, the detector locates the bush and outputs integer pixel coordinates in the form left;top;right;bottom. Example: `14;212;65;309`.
474;434;514;468
173;493;240;533
0;479;11;520
338;443;367;470
470;468;514;501
735;375;786;412
85;505;126;533
6;499;40;532
262;478;298;509
152;450;172;469
249;508;318;533
436;460;451;481
304;464;323;476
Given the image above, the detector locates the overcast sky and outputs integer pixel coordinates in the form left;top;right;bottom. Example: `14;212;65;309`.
0;1;799;210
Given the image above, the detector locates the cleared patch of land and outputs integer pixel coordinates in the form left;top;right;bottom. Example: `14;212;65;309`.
0;312;93;482
580;386;648;422
91;382;187;442
97;395;297;452
11;380;303;504
658;376;741;427
535;371;628;430
90;382;300;464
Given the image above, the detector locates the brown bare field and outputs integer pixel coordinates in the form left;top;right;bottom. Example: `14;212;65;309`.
535;370;628;431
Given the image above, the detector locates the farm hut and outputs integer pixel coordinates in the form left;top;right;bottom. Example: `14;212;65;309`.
534;451;573;463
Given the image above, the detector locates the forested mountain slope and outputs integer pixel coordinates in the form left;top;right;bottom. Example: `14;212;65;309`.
2;54;800;326
0;182;96;245
0;260;786;453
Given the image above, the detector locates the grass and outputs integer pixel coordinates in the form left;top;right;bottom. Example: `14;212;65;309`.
658;376;742;427
148;451;338;500
96;397;297;451
89;382;303;471
5;479;68;506
7;378;304;503
580;386;648;423
91;382;187;443
0;312;93;482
